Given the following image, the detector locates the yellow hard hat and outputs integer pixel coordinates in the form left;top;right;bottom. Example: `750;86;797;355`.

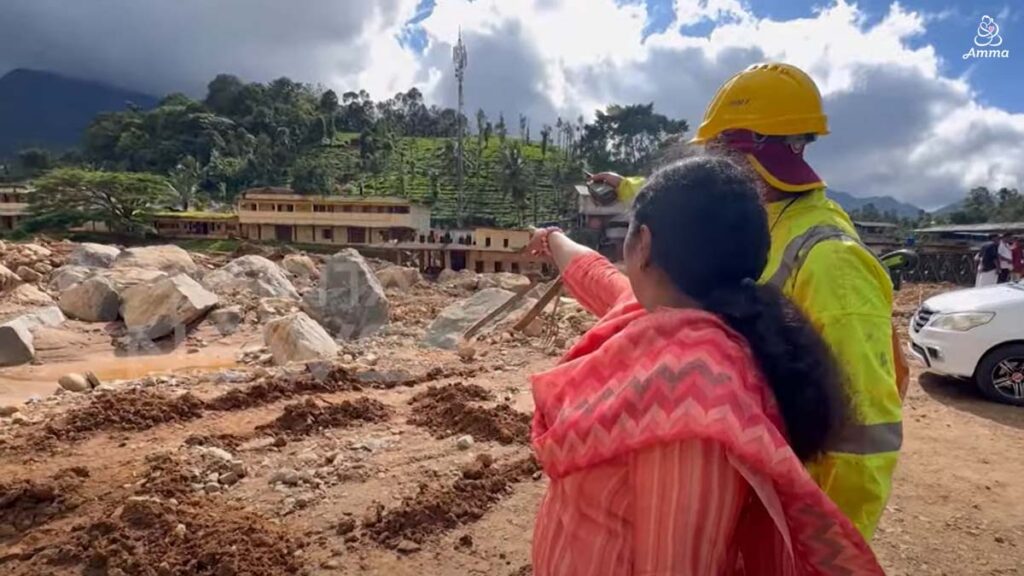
690;62;829;144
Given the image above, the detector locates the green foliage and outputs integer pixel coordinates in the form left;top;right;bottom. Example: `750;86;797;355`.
168;155;201;210
17;148;54;177
580;103;688;175
496;142;531;225
944;186;1024;224
26;168;174;235
291;155;339;195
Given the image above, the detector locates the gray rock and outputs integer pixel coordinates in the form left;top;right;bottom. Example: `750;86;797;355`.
97;267;168;290
15;266;42;283
0;264;21;292
68;243;121;268
208;306;243;335
0;306;66;367
478;272;531;292
263;312;339;365
396;540;422;554
203;255;298;299
120;274;219;341
301;249;388;339
10;413;30;425
203;446;235;463
270;468;301;486
112;245;197;276
456;435;474;450
257;298;299;323
59;276;120;322
437;268;480;290
49;265;93;292
422;288;517;349
6;283;53;306
281;254;318;278
32;262;52;275
58;373;91;393
375;266;423;290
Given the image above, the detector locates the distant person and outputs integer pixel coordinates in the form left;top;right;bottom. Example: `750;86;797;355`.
527;157;881;575
1013;237;1024;282
998;234;1014;283
976;234;999;287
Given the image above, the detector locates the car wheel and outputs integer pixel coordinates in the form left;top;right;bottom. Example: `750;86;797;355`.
974;344;1024;406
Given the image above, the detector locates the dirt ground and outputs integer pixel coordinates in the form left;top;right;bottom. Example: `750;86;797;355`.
1;281;1022;575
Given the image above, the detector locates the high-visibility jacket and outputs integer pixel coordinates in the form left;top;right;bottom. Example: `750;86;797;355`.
617;178;902;541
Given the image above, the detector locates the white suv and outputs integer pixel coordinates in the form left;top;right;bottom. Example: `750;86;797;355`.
909;283;1024;405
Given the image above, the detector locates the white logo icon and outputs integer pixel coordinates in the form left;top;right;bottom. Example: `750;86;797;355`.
975;15;1003;47
964;15;1009;60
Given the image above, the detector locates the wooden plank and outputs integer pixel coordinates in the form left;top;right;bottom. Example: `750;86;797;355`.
513;278;564;332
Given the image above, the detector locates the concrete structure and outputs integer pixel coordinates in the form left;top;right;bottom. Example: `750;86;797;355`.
235;187;431;245
0;184;30;231
468;227;544;274
153;212;239;239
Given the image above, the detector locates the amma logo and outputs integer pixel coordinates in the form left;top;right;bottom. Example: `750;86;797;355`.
964;15;1009;59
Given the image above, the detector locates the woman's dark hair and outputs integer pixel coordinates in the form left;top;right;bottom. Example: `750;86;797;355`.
631;154;846;461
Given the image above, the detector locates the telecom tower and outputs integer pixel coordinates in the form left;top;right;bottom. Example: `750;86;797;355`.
453;30;468;226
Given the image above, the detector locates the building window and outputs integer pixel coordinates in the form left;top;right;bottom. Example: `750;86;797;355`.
511;262;520;273
322;228;333;241
347;227;366;244
494;261;504;273
503;238;509;248
475;260;484;273
314;204;327;212
485;237;491;247
342;205;353;212
277;204;294;212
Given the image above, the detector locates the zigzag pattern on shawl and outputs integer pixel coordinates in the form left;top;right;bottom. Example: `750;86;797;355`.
531;308;884;575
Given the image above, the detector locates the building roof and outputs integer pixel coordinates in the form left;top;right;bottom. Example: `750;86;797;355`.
241;187;415;205
914;222;1024;234
854;221;899;229
153;211;238;221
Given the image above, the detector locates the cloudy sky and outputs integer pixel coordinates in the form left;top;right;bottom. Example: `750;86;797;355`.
1;0;1021;209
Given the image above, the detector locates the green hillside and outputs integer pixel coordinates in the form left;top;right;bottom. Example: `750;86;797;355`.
300;134;577;228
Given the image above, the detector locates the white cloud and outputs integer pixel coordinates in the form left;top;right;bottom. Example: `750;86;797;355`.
2;0;1021;208
399;0;1024;208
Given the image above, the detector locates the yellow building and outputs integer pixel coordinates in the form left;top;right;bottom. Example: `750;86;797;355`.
0;184;30;231
468;227;545;274
235;187;431;245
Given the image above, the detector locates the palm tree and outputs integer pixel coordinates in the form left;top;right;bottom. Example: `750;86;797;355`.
497;142;531;226
540;125;553;158
168;155;201;210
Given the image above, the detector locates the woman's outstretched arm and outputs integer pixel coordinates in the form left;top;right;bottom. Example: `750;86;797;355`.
527;228;633;317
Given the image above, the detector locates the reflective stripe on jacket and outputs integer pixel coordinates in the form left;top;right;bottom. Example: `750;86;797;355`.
615;178;902;541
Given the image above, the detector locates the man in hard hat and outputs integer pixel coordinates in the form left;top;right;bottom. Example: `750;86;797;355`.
591;62;904;541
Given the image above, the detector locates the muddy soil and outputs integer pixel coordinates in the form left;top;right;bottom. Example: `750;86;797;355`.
410;383;531;445
258;397;391;437
0;281;1021;576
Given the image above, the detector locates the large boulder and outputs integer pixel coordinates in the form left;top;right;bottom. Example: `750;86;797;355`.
202;255;298;300
281;254;318;279
263;312;339;365
0;264;21;292
59;276;120;322
99;267;168;290
423;288;519;349
49;265;93;292
7;284;54;306
301;249;388;339
478;272;531;293
376;266;423;291
209;306;244;336
437;269;481;291
112;245;197;277
0;306;66;367
68;243;121;268
120;274;219;341
15;266;43;283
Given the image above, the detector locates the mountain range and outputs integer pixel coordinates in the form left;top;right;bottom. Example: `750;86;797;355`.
827;190;924;219
0;68;158;158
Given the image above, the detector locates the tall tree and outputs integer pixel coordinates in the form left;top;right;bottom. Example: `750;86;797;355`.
26;168;174;235
579;103;688;174
496;113;508;144
497;142;531;225
476;108;487;148
318;89;339;143
167;155;201;210
540;125;553;158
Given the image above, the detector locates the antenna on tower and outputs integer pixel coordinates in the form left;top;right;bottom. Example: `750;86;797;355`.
453;29;468;227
